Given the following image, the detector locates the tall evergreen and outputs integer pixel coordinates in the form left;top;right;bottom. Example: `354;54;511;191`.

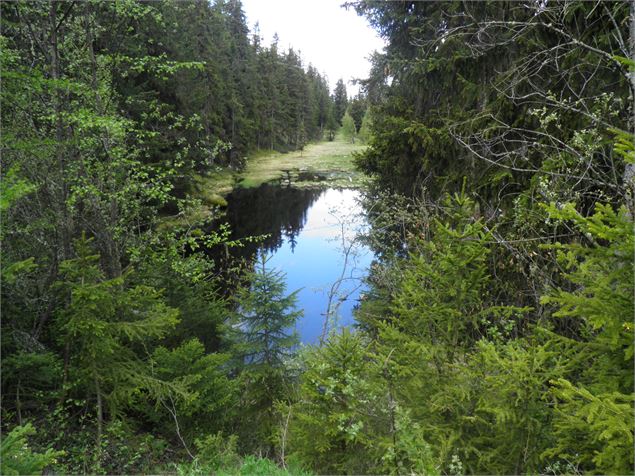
332;78;349;125
1;0;333;470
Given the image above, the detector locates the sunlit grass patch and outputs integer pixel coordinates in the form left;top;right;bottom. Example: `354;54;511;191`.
164;136;368;227
237;136;366;189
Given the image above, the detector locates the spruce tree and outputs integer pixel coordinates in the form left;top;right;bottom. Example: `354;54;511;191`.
233;254;302;454
55;236;180;463
341;111;357;144
539;202;634;474
358;107;373;143
333;78;349;125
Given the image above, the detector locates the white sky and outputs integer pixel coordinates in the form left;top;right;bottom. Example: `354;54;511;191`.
240;0;385;96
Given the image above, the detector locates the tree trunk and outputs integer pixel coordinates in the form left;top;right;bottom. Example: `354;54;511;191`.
626;1;635;217
94;373;103;460
49;0;72;261
16;380;23;426
84;4;122;279
34;0;75;340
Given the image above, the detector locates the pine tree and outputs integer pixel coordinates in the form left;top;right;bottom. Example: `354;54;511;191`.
326;103;339;141
347;94;367;132
288;329;374;474
539;202;634;474
0;424;63;476
358;107;373;144
341;111;357;144
391;191;529;356
288;329;438;475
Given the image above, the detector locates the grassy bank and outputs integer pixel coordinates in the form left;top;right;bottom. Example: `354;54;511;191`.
161;135;366;228
235;135;367;189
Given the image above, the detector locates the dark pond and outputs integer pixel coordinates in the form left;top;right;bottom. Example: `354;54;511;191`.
219;184;371;344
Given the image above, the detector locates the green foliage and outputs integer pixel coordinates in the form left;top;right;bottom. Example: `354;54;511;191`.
192;432;241;471
147;340;237;439
341;111;357;144
392;191;529;353
538;202;635;474
288;329;377;474
354;0;629;202
55;236;181;433
128;227;232;352
0;424;64;476
542;203;634;361
454;339;569;474
232;254;302;453
1;257;36;286
288;329;439;475
223;455;310;476
2;0;633;473
358;107;373;144
332;79;348;125
234;254;301;371
545;379;634;475
0;166;35;213
1;351;63;425
375;408;438;476
348;5;633;461
1;0;337;471
34;404;166;474
176;454;310;476
174;431;311;476
325;103;339;140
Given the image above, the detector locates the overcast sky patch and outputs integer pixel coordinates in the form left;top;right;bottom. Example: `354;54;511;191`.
241;0;385;96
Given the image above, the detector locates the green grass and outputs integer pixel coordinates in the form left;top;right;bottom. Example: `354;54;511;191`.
160;135;368;228
174;456;312;476
236;135;367;189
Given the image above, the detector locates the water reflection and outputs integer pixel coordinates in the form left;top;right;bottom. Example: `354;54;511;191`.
222;184;323;257
215;185;371;344
266;189;371;344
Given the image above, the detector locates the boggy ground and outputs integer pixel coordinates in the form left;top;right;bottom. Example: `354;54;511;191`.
162;135;367;228
235;135;367;189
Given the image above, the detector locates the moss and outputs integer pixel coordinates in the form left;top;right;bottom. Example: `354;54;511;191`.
207;194;228;207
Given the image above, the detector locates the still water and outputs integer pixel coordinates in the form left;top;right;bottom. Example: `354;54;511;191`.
221;185;371;344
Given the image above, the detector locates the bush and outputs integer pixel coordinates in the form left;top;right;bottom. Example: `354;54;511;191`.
0;424;63;476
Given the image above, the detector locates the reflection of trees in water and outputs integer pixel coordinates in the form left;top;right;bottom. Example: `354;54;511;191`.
204;184;324;293
222;184;323;256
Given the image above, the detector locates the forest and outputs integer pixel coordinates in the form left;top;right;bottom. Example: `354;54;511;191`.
1;1;633;475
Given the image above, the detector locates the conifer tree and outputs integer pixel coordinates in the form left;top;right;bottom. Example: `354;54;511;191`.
288;329;374;474
333;78;349;125
341;111;357;144
326;103;339;141
233;254;302;454
288;329;438;475
347;94;367;132
0;424;63;476
539;202;634;474
55;236;180;461
358;107;373;144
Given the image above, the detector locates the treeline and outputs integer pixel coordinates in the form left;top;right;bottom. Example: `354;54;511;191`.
115;0;337;166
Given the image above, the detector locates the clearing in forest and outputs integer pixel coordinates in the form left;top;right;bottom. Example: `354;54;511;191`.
167;135;368;228
236;135;367;189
